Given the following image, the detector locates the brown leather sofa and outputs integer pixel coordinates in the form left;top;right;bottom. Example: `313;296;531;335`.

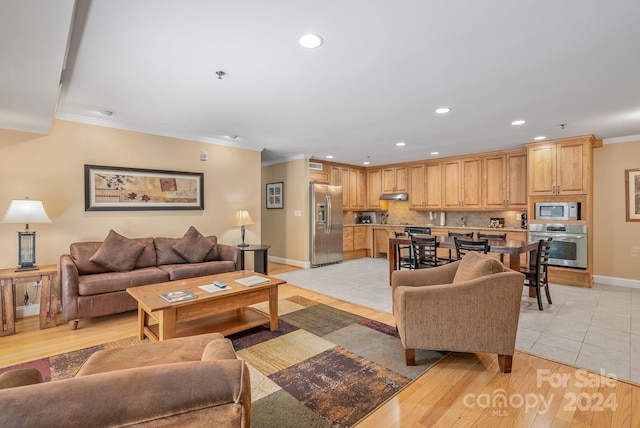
392;252;525;373
0;333;251;427
61;228;240;329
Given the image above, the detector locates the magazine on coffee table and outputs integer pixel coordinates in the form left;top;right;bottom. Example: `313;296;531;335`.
234;275;270;287
159;290;197;303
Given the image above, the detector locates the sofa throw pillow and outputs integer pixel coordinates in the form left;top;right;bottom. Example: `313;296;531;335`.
452;251;504;283
89;230;145;272
204;235;219;261
172;226;214;263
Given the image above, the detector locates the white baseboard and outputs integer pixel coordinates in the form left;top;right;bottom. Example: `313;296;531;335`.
268;255;310;269
593;275;640;289
17;304;40;318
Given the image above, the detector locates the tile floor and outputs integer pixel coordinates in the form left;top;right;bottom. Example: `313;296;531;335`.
273;258;640;384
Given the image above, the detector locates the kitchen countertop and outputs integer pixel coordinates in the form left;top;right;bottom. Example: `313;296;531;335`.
343;224;527;232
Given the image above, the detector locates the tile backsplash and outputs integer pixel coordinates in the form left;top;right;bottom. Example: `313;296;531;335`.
347;201;526;229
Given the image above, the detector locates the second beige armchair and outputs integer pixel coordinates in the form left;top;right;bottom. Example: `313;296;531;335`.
392;252;525;373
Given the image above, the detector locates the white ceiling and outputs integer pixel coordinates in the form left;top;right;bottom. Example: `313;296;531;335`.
2;0;640;166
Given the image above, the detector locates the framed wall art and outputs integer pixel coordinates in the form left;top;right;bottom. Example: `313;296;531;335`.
266;182;284;209
84;164;204;211
625;168;640;222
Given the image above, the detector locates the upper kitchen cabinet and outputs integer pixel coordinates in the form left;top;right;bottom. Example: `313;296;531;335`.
309;161;330;183
442;157;482;209
366;168;382;210
382;166;408;194
349;167;367;210
330;165;350;209
527;135;595;196
483;150;527;209
408;162;441;210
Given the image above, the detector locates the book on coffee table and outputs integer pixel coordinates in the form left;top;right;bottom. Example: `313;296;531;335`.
159;290;197;303
235;275;270;287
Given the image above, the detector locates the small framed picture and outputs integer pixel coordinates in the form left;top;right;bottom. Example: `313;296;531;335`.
266;182;284;209
625;168;640;222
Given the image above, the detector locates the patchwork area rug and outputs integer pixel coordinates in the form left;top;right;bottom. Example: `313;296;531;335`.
1;296;446;427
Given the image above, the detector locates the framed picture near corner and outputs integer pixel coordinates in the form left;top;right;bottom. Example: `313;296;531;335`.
266;182;284;209
625;168;640;222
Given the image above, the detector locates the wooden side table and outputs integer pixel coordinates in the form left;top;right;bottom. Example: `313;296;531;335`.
0;264;58;336
238;245;271;275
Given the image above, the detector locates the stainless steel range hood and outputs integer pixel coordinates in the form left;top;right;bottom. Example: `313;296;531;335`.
379;193;408;201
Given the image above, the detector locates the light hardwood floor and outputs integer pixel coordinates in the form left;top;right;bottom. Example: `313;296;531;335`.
2;262;638;427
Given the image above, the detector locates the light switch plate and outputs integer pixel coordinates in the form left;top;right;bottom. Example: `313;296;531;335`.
294;210;302;216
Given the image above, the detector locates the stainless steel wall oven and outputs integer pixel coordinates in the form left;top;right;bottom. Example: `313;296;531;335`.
528;224;587;269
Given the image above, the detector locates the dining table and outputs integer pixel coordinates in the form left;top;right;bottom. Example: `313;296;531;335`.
388;235;539;296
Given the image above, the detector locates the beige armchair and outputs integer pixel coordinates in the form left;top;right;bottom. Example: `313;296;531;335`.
0;333;251;427
392;252;525;373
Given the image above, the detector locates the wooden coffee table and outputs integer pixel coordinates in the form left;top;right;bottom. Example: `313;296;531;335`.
126;270;285;342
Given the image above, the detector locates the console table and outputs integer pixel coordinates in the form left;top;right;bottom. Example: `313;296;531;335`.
238;245;271;275
0;265;58;336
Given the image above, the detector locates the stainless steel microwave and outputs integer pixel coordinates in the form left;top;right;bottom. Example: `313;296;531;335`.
535;202;580;221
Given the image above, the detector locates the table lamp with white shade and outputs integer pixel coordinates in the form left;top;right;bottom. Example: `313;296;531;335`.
232;210;254;247
1;198;52;271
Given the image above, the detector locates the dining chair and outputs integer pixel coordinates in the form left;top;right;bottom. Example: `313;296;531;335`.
394;231;413;270
477;232;507;263
442;231;474;263
410;235;438;269
454;237;489;260
521;238;553;310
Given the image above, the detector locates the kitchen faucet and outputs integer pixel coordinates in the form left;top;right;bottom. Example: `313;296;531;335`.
459;216;465;227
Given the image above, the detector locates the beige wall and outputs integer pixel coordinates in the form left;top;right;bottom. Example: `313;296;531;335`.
593;139;640;280
0;120;261;269
261;158;309;265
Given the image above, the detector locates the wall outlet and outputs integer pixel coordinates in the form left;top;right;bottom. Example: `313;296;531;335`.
294;210;302;217
516;214;522;221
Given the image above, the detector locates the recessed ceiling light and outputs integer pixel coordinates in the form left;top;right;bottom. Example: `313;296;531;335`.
534;136;546;141
396;142;406;147
299;34;323;49
435;107;451;114
511;120;526;126
326;155;333;159
430;151;439;155
363;161;370;165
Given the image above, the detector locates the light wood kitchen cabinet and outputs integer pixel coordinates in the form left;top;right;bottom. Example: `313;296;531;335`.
349;168;366;210
382;166;408;193
343;226;354;251
442;157;482;209
527;135;593;196
408;162;442;210
366;168;382;210
353;226;367;250
330;165;350;209
343;225;368;260
483;150;527;209
309;162;329;183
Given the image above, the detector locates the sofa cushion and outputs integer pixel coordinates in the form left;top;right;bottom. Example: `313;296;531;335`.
172;226;213;263
155;237;188;266
452;252;504;283
90;230;145;272
204;236;220;262
70;242;112;275
134;237;157;269
158;261;236;281
77;267;169;296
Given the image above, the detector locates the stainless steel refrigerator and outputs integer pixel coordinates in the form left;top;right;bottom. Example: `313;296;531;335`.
310;183;343;266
